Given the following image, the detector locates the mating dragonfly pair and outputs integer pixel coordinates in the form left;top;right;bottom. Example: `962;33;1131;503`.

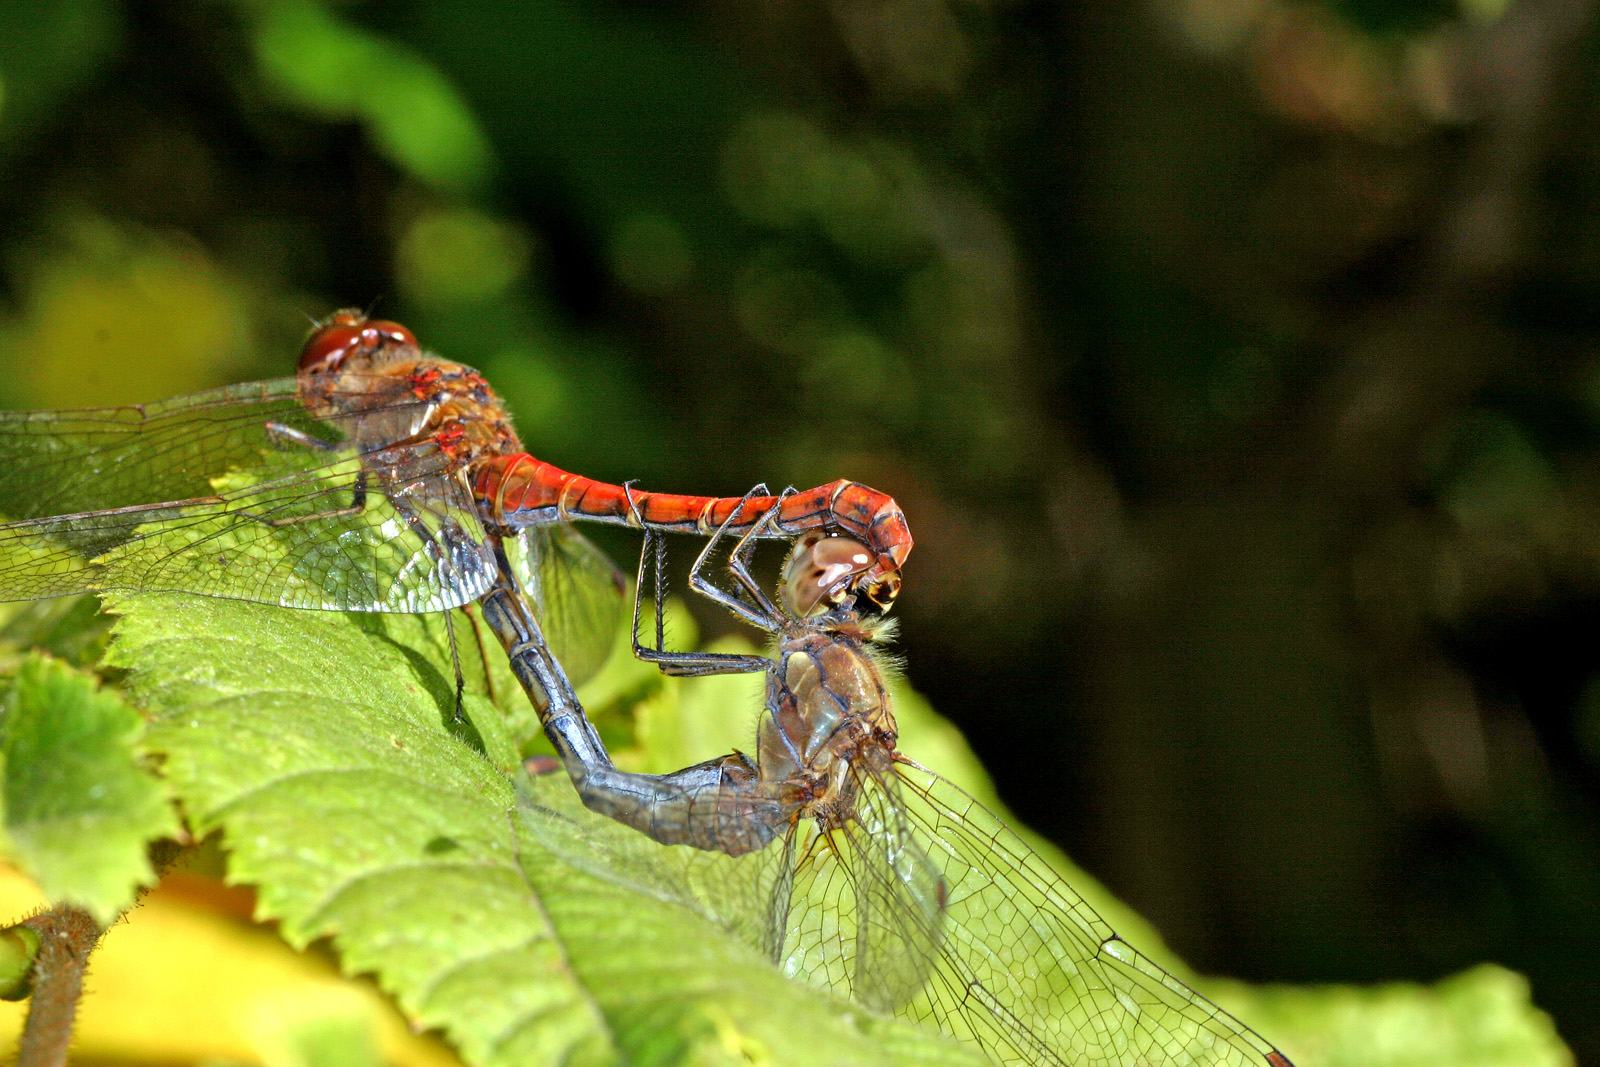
0;312;1293;1067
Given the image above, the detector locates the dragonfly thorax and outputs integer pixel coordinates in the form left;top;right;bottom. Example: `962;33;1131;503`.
759;630;898;799
296;312;523;467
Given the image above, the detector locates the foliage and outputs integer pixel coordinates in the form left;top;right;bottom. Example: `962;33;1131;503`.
0;653;174;925
1243;965;1572;1067
0;860;459;1066
0;586;1567;1065
94;590;983;1067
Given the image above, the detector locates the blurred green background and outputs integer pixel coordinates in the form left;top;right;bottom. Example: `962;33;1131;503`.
0;0;1595;1059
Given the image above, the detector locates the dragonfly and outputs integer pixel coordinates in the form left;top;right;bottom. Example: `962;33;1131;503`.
0;310;913;837
518;503;1297;1067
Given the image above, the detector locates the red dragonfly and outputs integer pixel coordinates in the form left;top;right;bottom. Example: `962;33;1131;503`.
519;514;1296;1067
0;311;911;833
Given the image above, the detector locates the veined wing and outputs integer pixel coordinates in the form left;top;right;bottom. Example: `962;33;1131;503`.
782;765;946;1017
515;763;799;960
0;377;497;611
517;752;1290;1065
0;462;497;612
872;760;1292;1067
0;377;428;519
504;525;626;689
515;705;1290;1065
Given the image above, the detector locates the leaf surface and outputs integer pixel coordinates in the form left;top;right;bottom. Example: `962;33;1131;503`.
93;590;1576;1067
0;652;176;924
104;591;984;1067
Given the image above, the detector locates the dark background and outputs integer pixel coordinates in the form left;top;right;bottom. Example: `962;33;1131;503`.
0;0;1595;1059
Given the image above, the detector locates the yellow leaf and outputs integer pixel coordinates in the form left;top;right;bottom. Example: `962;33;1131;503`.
0;865;462;1067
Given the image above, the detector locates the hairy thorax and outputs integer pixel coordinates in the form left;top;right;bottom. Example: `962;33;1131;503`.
298;349;523;472
759;626;900;828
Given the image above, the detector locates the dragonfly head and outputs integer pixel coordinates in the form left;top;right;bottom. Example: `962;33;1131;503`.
783;532;899;617
299;310;418;373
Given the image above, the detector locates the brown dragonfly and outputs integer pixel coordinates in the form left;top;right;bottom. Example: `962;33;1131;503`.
518;506;1298;1067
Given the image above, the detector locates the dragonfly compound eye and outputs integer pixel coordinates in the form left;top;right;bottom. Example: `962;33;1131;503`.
783;532;874;617
298;311;419;372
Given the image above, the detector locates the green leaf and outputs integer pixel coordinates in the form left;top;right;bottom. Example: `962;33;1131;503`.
97;589;1573;1067
0;594;115;671
103;592;983;1067
0;652;175;924
1238;963;1574;1067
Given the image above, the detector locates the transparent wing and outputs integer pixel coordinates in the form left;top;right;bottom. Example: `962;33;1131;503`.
0;377;497;611
515;764;798;959
505;525;626;689
781;769;945;1015
0;378;407;518
515;756;1290;1066
866;760;1289;1067
0;463;497;612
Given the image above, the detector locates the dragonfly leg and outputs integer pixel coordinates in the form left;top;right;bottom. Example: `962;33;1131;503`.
718;496;785;618
459;603;501;708
622;485;774;675
630;529;771;677
441;608;467;723
247;470;367;527
254;421;368;521
264;421;339;451
680;487;784;633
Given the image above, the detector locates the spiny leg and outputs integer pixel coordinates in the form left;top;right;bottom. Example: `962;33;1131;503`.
683;486;783;632
626;526;669;659
625;485;774;676
442;608;466;723
461;602;501;708
264;421;339;451
630;528;769;677
626;481;774;667
233;474;367;528
622;482;672;656
720;496;789;620
650;526;667;652
259;420;369;520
